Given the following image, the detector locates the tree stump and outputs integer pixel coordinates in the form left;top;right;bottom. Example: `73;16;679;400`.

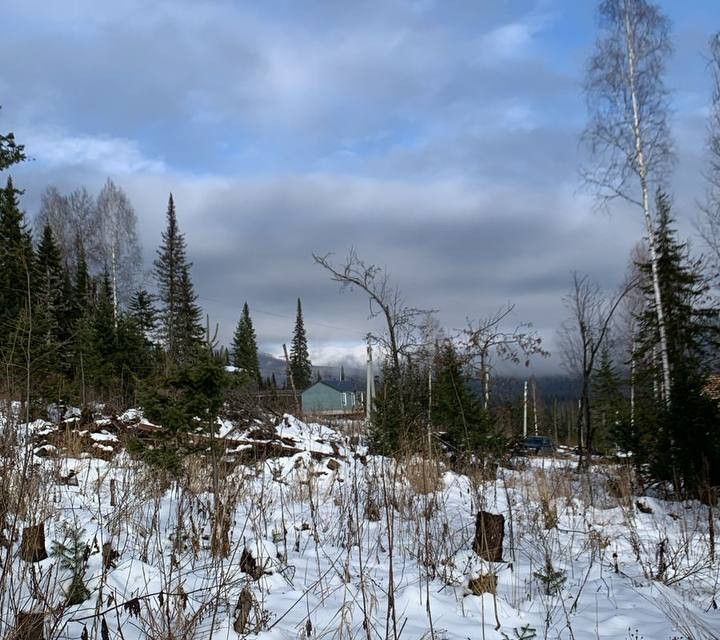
233;587;254;634
20;523;47;562
468;573;497;595
12;611;44;640
472;511;504;562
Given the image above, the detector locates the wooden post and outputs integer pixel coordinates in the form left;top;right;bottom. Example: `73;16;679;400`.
522;381;528;438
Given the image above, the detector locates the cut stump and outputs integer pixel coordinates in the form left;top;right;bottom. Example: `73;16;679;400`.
472;511;504;562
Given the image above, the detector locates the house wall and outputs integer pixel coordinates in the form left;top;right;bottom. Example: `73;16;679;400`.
301;383;357;413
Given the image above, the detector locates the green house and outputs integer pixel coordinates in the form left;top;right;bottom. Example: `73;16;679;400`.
301;380;364;415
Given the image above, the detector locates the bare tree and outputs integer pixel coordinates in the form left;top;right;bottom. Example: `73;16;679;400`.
582;0;674;404
36;187;72;261
95;178;142;320
462;303;547;409
35;185;103;272
559;273;635;467
697;33;720;272
313;248;433;374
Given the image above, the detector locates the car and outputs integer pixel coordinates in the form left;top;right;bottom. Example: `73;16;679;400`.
514;435;555;456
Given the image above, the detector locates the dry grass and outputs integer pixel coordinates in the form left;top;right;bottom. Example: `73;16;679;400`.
400;456;444;495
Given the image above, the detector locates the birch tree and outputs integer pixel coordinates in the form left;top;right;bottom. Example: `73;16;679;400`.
95;179;141;320
582;0;674;404
698;33;720;270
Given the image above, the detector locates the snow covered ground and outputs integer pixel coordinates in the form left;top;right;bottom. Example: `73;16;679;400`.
0;411;718;639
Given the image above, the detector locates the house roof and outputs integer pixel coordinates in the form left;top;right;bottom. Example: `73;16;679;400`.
305;379;362;393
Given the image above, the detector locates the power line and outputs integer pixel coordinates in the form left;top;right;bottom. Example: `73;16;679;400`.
195;295;359;334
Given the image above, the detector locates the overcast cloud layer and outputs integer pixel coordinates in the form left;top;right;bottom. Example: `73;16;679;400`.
3;0;719;373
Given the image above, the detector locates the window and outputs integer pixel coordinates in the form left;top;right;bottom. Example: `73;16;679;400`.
342;392;347;407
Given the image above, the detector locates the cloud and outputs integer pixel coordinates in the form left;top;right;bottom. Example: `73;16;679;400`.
20;128;166;174
3;0;719;375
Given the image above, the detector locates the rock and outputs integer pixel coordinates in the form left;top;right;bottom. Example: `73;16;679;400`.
326;458;340;471
472;511;504;562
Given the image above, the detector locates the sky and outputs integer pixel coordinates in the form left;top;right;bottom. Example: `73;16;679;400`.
2;0;720;374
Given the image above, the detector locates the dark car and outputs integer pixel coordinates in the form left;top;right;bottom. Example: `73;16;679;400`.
514;435;555;456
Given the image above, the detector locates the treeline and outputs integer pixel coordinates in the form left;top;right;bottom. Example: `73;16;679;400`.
0;168;314;423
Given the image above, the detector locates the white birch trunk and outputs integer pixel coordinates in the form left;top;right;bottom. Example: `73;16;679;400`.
625;8;672;406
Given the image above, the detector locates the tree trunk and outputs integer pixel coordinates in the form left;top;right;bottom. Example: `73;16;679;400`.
625;8;671;406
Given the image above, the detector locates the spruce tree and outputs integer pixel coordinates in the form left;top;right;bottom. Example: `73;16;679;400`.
290;298;312;390
154;195;202;365
72;238;91;315
591;348;625;453
635;193;720;494
232;302;261;386
175;265;204;363
0;177;33;343
0;114;25;170
32;224;70;399
431;341;487;453
128;288;158;346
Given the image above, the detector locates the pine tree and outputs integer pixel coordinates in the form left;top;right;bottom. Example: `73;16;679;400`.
232;302;261;386
290;298;312;390
154;195;202;365
635;192;720;494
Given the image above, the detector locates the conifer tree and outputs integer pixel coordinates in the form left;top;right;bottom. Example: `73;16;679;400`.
431;341;487;453
154;195;202;365
232;302;261;386
72;237;91;313
635;192;720;493
128;288;158;346
32;224;69;397
175;265;204;363
592;348;626;453
0;177;33;343
0;113;25;170
290;298;312;390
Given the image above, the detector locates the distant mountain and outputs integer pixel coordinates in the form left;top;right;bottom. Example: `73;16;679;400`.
476;375;581;404
259;352;581;402
259;353;365;387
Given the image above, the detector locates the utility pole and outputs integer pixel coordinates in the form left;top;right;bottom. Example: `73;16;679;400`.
523;380;528;438
484;370;490;410
532;379;539;435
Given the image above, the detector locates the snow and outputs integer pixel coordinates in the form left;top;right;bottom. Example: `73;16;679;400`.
0;410;717;639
